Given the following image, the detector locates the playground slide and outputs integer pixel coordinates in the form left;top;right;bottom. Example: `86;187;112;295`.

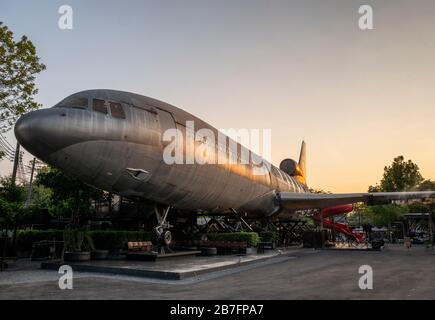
313;205;364;243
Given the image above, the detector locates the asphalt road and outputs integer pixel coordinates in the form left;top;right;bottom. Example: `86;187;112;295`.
1;244;434;300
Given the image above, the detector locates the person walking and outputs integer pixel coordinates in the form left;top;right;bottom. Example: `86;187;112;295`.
404;236;412;251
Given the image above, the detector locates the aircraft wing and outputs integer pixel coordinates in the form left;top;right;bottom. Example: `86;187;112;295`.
278;191;435;210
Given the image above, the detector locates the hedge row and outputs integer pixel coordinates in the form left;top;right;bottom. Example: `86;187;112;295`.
258;231;277;242
207;232;260;247
16;230;262;251
16;230;63;252
16;230;152;252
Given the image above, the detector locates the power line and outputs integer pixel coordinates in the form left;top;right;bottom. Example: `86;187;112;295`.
0;140;15;157
0;133;15;154
0;134;14;151
0;133;16;163
2;135;14;151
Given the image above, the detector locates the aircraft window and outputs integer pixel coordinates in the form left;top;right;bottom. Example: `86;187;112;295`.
57;96;88;109
110;102;126;119
93;99;108;114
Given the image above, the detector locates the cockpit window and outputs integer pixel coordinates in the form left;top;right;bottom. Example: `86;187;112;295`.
57;96;88;109
110;102;126;119
93;99;108;114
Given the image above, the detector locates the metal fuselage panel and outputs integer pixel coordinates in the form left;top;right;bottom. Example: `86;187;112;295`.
16;90;308;217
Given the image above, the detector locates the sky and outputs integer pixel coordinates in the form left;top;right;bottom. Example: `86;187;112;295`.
0;0;434;192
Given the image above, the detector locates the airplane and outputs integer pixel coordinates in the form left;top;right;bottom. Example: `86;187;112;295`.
14;89;435;247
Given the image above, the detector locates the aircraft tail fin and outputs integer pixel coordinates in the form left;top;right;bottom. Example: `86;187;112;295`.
279;141;307;186
298;141;307;185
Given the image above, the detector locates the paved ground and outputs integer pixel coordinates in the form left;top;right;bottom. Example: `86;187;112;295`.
1;244;434;300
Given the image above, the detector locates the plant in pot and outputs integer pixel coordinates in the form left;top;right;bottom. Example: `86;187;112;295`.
91;248;109;260
90;231;111;260
63;227;94;262
111;231;128;258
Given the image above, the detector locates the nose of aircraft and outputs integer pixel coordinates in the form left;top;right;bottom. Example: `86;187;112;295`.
14;108;71;160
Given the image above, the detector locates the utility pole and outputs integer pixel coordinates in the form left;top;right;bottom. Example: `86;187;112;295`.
11;142;20;185
25;158;36;207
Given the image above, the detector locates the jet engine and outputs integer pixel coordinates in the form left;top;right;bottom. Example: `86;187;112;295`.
279;158;304;177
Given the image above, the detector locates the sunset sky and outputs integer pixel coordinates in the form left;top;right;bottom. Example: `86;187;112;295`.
1;0;434;192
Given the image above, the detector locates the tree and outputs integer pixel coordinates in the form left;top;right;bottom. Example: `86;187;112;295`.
0;175;25;228
308;188;332;194
368;184;381;193
369;156;424;192
0;176;26;254
347;203;372;226
367;204;408;227
347;203;407;227
407;202;431;214
29;184;52;209
0;175;25;204
407;180;435;217
413;180;435;191
0;22;45;132
35;166;106;220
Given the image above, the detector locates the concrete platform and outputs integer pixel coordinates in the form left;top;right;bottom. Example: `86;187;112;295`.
126;250;201;261
41;249;294;280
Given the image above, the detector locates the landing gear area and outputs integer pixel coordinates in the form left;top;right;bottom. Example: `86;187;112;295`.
172;215;313;248
153;205;173;254
130;203;384;255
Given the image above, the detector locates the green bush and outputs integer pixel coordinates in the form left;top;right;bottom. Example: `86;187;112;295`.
64;227;95;252
16;230;63;252
259;231;277;242
16;230;152;252
207;232;260;247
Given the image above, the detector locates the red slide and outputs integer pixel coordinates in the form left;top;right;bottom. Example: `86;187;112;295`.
313;205;364;243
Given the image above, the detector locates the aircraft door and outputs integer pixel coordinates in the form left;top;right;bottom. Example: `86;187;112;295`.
157;109;177;146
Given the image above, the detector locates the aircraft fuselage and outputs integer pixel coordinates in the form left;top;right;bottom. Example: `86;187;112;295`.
15;90;308;217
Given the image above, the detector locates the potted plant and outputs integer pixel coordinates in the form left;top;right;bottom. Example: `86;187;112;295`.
90;231;109;260
63;227;94;262
91;248;109;260
90;231;125;259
